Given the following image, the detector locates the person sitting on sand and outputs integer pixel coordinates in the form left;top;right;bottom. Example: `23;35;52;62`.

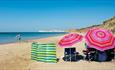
83;43;115;61
83;43;97;61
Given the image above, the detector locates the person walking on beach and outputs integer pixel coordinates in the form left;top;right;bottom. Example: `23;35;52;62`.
16;34;21;41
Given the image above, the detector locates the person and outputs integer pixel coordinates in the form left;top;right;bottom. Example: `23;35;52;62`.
16;34;21;41
83;43;97;61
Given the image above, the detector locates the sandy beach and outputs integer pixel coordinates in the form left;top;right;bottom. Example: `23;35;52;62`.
0;0;115;70
0;35;115;70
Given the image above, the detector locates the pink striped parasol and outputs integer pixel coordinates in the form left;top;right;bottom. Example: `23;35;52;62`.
58;33;83;48
85;28;115;51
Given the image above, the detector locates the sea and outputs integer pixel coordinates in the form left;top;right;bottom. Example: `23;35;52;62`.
0;32;67;44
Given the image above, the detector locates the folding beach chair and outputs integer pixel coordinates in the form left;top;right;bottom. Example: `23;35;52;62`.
63;47;83;62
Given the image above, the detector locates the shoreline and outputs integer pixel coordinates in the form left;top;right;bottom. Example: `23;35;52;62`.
0;32;68;45
0;35;64;45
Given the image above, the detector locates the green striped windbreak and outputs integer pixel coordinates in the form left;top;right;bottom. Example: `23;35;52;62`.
31;42;57;63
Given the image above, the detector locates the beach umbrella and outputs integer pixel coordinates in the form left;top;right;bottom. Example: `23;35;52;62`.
85;28;115;51
58;33;83;48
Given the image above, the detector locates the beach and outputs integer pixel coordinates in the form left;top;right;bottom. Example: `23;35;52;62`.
0;35;115;70
0;0;115;70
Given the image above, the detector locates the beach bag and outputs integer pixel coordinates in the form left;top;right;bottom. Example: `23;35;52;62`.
97;51;107;62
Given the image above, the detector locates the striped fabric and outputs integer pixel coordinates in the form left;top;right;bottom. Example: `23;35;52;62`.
31;42;38;60
31;42;57;63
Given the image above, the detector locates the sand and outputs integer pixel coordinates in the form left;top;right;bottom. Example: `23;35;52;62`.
0;35;115;70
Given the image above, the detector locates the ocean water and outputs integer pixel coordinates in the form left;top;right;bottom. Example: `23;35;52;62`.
0;32;67;44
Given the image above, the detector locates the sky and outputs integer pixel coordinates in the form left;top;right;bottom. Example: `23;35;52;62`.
0;0;115;32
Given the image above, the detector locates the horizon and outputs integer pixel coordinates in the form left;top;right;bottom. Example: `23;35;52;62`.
0;0;115;32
